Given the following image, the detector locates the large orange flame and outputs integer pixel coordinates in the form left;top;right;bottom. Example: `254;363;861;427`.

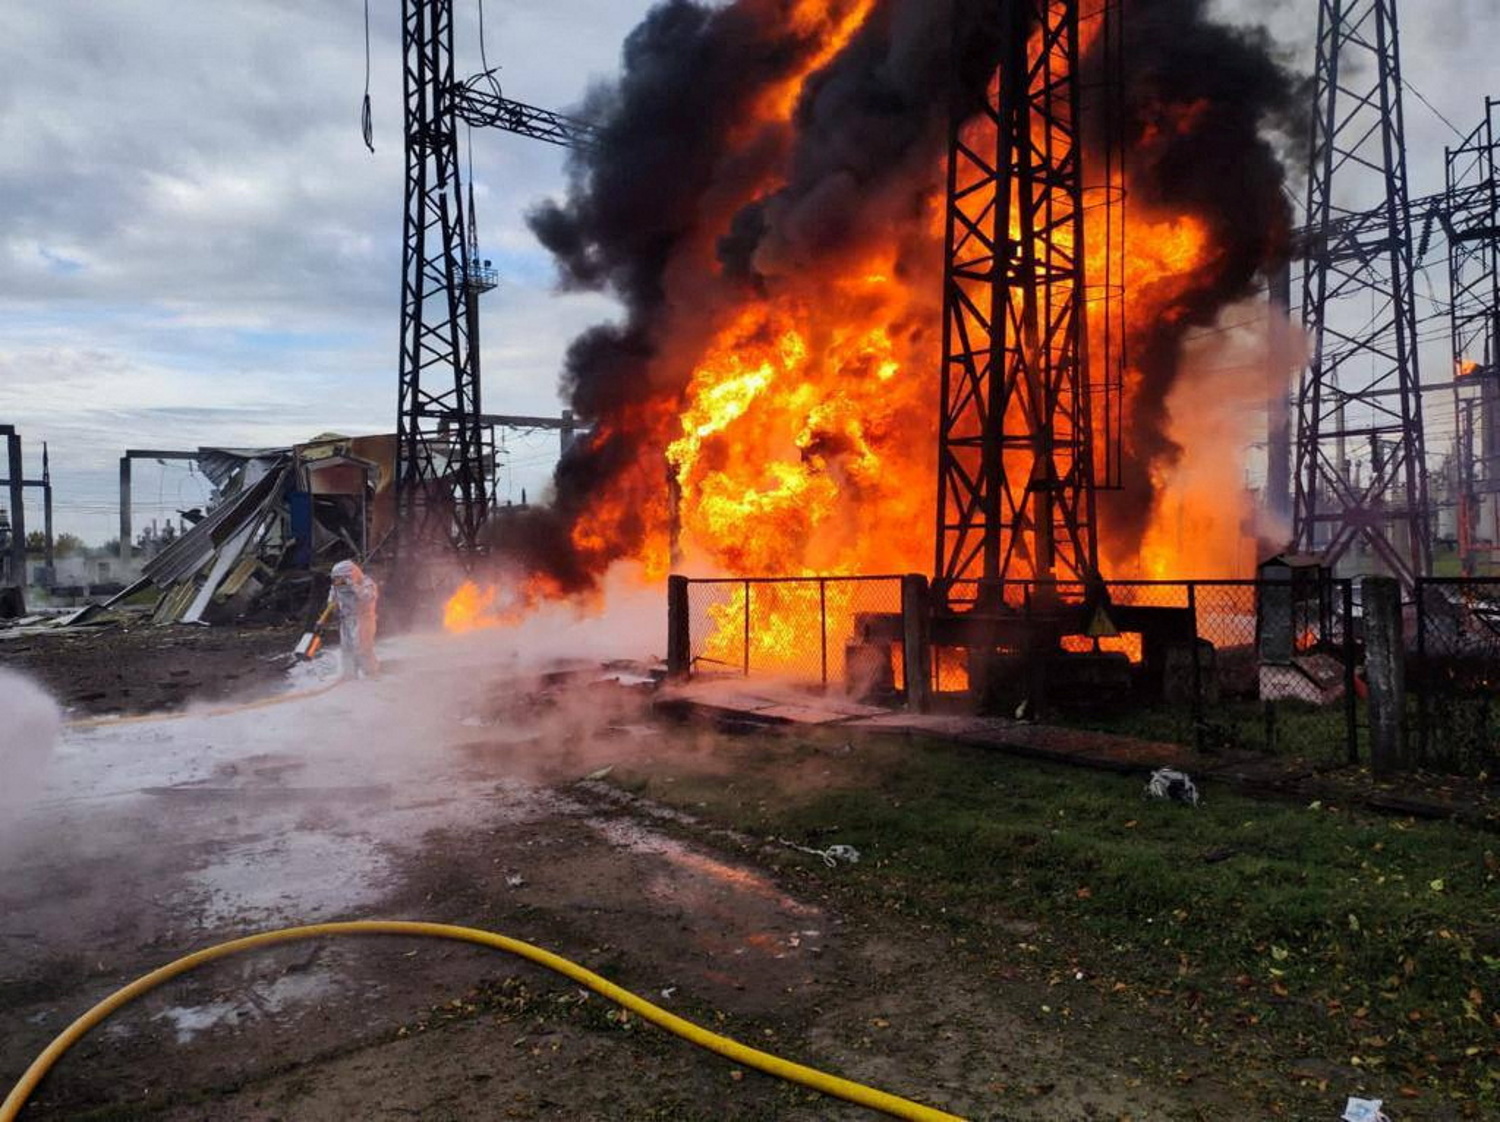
445;3;1277;657
443;580;504;634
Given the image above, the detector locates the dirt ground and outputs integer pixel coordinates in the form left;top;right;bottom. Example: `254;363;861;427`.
0;626;1363;1120
0;621;301;717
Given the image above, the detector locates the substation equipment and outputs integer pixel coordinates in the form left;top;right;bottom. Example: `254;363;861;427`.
0;425;53;615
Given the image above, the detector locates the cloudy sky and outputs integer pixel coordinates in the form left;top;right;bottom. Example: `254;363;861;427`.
1;0;1497;544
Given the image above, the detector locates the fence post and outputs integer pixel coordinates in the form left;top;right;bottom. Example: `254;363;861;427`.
667;576;691;680
901;574;932;713
1414;578;1428;766
743;580;751;677
1362;576;1407;777
1188;583;1204;752
1343;580;1359;765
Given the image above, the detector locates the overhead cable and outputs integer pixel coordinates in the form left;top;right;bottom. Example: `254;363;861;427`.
361;0;375;154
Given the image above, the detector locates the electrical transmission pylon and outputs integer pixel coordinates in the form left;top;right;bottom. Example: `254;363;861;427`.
1294;0;1430;587
394;0;592;569
1445;97;1500;575
933;0;1103;612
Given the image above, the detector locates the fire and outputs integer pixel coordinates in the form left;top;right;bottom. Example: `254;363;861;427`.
1061;632;1145;664
445;2;1294;673
754;0;881;121
933;647;969;692
442;573;574;634
566;399;681;582
695;578;899;682
667;283;932;580
443;580;503;634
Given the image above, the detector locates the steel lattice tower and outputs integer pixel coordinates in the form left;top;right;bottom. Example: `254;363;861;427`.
933;0;1097;612
393;2;594;568
396;0;486;558
1294;0;1430;586
1446;98;1500;574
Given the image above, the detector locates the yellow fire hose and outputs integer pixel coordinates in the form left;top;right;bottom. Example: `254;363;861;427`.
0;920;964;1122
65;680;344;731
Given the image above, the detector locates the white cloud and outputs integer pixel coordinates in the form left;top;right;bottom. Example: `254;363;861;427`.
0;0;652;543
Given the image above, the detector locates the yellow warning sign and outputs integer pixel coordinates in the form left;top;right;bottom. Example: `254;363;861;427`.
1085;605;1119;638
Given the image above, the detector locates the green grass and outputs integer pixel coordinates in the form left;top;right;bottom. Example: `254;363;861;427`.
1062;698;1361;762
623;732;1500;1111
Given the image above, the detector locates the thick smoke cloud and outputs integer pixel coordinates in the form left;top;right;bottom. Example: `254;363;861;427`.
509;0;836;581
506;0;978;585
1095;0;1306;550
508;0;1303;586
716;1;1000;283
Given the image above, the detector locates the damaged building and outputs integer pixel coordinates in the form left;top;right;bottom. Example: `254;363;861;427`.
94;434;397;626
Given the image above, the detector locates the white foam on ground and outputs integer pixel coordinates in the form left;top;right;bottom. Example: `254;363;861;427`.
14;634;572;930
153;969;340;1043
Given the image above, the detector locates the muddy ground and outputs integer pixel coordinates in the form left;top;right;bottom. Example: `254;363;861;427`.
0;627;1366;1119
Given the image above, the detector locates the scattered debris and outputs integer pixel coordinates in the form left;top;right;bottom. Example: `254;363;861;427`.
112;449;297;625
1260;653;1348;705
776;838;861;867
49;434;399;630
1342;1096;1390;1122
592;667;660;688
1145;767;1201;807
605;724;657;738
504;874;526;889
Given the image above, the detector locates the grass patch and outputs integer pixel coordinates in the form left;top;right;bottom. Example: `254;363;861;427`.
626;731;1500;1112
1062;698;1360;762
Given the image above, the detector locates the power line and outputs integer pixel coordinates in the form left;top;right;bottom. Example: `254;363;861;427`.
1406;78;1466;142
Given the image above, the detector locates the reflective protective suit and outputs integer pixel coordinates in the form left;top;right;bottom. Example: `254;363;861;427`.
327;560;380;679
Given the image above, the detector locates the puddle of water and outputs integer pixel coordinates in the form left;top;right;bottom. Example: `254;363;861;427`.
185;831;389;927
153;969;339;1043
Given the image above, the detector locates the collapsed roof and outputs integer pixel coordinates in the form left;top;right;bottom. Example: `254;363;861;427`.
94;435;396;626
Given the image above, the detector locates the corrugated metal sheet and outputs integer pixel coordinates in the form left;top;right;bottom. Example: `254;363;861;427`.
195;447;292;491
140;459;289;587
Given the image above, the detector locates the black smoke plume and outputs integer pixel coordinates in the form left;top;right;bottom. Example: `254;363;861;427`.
498;0;1304;588
1092;0;1306;553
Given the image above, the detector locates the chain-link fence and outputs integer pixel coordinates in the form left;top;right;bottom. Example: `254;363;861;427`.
1185;580;1357;762
1414;578;1500;775
673;574;1361;761
974;578;1359;763
681;576;906;692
